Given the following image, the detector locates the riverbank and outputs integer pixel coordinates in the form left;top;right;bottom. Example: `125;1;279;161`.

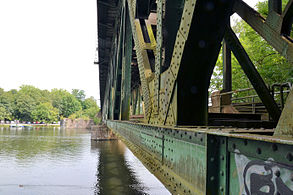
0;124;60;128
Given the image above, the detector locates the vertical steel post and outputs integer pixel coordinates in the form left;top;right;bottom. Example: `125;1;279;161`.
269;0;282;14
121;2;132;120
223;40;232;92
113;7;124;120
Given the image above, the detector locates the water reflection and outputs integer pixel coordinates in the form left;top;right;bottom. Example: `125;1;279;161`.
93;141;145;194
0;128;170;195
0;128;99;195
92;141;171;195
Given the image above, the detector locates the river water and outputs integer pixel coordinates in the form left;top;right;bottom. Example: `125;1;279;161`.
0;127;170;195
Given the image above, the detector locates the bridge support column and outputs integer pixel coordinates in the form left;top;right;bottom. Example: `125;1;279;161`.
121;3;132;120
275;89;293;136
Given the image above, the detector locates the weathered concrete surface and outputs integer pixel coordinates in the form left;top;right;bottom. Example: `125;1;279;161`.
61;119;94;129
91;124;117;141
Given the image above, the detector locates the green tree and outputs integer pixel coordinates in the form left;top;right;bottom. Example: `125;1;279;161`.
31;102;59;123
60;94;82;117
0;104;12;121
82;97;98;109
14;85;46;121
0;89;16;119
211;0;293;93
15;93;36;121
71;89;86;102
50;89;71;115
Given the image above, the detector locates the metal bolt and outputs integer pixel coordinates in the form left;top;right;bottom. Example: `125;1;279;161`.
210;176;215;181
220;171;224;176
272;144;278;151
275;170;280;177
286;153;293;161
210;157;215;162
220;186;224;192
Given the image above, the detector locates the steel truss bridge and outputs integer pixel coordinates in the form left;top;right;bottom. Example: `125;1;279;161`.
96;0;293;194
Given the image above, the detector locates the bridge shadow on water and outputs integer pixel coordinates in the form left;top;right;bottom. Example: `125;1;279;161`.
91;140;147;195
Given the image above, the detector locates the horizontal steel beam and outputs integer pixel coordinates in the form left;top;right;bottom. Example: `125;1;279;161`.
107;120;293;195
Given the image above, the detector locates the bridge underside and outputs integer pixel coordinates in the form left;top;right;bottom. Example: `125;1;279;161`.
96;0;293;194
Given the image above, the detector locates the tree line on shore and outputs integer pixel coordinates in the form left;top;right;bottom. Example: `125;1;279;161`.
0;85;100;123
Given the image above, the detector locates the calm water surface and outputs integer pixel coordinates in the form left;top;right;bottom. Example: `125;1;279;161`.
0;127;170;195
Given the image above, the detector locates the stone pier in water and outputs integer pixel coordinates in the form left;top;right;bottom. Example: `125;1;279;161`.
91;124;117;141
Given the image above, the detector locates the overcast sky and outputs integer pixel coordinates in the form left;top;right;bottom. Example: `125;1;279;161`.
0;0;98;99
0;0;259;105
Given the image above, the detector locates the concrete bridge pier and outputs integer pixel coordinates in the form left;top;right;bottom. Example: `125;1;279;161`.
91;124;117;141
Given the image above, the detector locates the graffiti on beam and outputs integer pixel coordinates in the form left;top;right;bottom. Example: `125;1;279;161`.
234;152;293;195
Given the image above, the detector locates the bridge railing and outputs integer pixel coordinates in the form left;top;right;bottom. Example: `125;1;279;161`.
210;82;292;116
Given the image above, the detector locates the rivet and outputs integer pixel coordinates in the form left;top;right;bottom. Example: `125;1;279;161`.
286;153;293;161
272;144;278;151
210;157;215;162
220;186;224;192
275;170;280;177
210;176;215;181
220;171;224;176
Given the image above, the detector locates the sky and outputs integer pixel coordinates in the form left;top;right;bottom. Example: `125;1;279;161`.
0;0;98;100
0;0;259;105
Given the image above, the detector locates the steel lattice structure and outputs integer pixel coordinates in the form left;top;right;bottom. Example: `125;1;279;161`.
96;0;293;194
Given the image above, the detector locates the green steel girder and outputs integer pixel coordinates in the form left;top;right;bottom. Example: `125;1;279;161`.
120;2;132;120
176;0;235;126
107;120;293;195
281;0;293;36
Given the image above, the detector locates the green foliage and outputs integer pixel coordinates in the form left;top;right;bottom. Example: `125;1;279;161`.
59;94;82;118
0;86;100;123
93;117;101;125
71;89;86;102
31;103;58;123
0;104;12;121
50;89;72;116
15;93;36;121
211;0;293;93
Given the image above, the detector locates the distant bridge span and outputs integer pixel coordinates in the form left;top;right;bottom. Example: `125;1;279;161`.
96;0;293;194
